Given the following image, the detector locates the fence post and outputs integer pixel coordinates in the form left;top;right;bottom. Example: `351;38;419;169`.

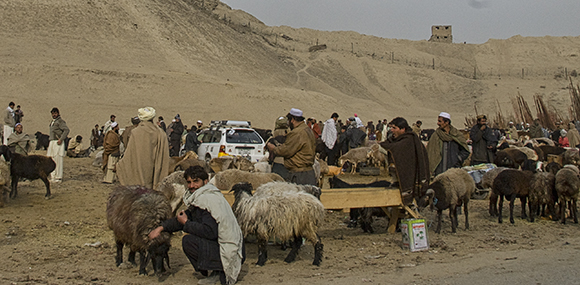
522;68;524;79
474;66;476;80
566;67;568;78
433;58;435;70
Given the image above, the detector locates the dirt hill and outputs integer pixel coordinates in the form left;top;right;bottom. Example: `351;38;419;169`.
2;0;580;136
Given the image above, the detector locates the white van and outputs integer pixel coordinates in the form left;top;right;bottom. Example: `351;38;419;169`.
196;120;266;164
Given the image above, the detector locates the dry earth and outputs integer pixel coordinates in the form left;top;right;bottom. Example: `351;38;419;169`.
1;153;580;284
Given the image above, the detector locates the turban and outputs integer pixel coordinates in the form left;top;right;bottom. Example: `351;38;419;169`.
138;107;156;121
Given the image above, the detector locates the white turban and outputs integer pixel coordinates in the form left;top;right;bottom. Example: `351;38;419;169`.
138;107;156;121
438;112;451;120
111;122;118;128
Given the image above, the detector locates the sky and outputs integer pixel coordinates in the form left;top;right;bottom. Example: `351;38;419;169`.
221;0;580;44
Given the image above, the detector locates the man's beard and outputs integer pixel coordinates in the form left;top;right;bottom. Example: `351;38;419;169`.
289;123;295;130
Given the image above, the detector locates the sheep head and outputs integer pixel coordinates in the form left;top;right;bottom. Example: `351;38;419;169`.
148;239;171;276
231;182;253;212
418;188;435;211
0;145;11;162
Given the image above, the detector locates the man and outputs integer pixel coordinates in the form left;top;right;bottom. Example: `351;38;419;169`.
412;120;422;137
528;119;543;138
117;107;170;189
102;122;121;184
90;124;102;149
551;122;563;146
3;102;16;145
14;105;23;124
7;123;31;155
345;118;366;150
185;126;201;153
379;117;430;205
567;122;580;148
307;118;321;139
149;166;244;285
66;135;91;158
353;113;364;129
321;113;339;166
269;116;291;181
47;107;70;183
196;120;203;134
121;116;140;149
469;115;496;165
266;108;317;185
158;116;167;132
169;114;184;157
103;114;116;134
506;121;519;140
426;112;470;176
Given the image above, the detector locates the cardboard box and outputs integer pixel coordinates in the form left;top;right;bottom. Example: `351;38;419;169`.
400;219;429;252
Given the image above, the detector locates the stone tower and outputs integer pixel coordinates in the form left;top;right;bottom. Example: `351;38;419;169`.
429;25;452;43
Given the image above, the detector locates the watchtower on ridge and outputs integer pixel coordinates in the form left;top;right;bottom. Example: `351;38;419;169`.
429;25;452;43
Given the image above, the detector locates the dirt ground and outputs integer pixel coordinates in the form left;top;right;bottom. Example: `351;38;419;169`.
1;154;580;285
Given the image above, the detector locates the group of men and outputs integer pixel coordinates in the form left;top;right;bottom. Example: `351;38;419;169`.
3;102;28;154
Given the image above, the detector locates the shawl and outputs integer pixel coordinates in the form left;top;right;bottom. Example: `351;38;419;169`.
426;126;469;173
379;130;430;201
7;132;30;155
183;183;244;285
116;121;170;189
567;123;580;148
321;118;338;149
102;130;120;170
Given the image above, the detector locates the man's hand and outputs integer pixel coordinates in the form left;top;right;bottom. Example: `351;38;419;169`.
266;142;275;152
57;139;62;145
177;210;188;225
480;125;486;130
149;226;163;240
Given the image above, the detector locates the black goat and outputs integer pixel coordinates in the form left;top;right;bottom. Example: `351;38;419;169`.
0;145;56;199
34;132;50;150
328;176;391;233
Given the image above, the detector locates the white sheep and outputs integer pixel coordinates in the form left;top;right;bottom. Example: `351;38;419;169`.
338;147;371;174
212;169;284;191
231;182;324;266
155;170;187;215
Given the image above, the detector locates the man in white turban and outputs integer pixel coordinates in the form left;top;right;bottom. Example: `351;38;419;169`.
116;107;170;189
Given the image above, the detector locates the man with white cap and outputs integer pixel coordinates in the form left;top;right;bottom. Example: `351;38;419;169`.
3;102;16;145
196;120;203;134
266;108;317;185
506;121;519;140
117;107;170;189
47;107;70;183
469;114;496;165
426;112;470;176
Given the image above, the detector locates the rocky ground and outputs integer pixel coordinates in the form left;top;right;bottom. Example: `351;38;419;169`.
1;154;580;284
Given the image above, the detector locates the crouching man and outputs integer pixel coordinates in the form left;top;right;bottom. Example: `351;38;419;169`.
149;166;245;285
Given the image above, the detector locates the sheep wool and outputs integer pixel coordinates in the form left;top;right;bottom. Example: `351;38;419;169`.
213;169;284;191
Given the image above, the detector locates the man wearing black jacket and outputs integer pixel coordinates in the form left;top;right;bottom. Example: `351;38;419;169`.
149;166;244;285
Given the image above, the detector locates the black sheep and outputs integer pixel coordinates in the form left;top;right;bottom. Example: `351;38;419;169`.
34;131;50;150
492;169;534;224
0;145;55;199
328;176;391;233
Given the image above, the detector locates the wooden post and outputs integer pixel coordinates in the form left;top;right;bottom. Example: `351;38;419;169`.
391;52;394;63
433;58;435;70
566;67;568;78
522;68;524;79
474;66;477;79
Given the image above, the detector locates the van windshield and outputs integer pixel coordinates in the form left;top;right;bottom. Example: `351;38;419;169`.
226;129;263;144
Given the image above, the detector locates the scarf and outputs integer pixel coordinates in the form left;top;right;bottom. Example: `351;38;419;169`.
426;126;469;174
321;118;338;149
183;183;244;285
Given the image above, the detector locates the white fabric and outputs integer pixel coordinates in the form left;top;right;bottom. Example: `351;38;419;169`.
354;116;364;128
321;118;338;149
47;140;65;180
289;108;303;117
439;112;451;120
138;107;156;121
183;183;244;285
3;125;13;145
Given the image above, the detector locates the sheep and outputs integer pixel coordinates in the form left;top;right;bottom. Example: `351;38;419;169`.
562;149;580;167
209;156;254;173
106;185;172;275
492;169;534;224
171;151;209;173
494;148;528;169
555;165;580;224
367;144;386;168
34;131;50;150
0;145;55;199
529;171;557;222
155;170;187;215
483;167;508;216
418;168;474;233
338;147;371;174
538;145;566;161
231;182;324;266
252;161;271;173
212;169;284;191
512;146;538;161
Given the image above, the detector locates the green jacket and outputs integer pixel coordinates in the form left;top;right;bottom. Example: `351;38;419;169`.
272;121;316;172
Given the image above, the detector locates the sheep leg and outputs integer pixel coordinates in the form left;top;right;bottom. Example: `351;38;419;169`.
256;239;268;266
572;200;578;224
10;175;18;199
498;195;504;223
509;196;516;224
450;206;458;233
435;209;443;234
519;196;527;219
40;174;51;198
489;192;498;217
128;250;137;266
115;241;124;267
138;250;149;275
530;203;536;222
464;201;469;230
313;234;323;266
283;236;302;263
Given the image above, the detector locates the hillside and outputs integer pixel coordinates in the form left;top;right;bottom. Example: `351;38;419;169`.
1;0;580;136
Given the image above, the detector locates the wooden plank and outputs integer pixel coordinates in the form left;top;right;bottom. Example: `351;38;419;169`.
320;188;402;209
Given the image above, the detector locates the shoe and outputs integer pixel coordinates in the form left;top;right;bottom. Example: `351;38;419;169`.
198;271;220;285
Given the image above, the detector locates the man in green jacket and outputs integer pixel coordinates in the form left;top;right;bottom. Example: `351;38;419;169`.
266;108;317;185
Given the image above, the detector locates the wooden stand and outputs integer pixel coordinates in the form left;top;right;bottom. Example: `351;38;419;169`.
221;187;422;234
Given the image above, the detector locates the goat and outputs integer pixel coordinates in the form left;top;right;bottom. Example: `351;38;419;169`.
0;145;55;199
34;131;49;150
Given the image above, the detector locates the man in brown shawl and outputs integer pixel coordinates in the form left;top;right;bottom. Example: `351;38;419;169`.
116;107;170;189
379;117;430;205
121;116;140;149
7;123;31;155
102;122;121;183
567;122;580;148
426;112;470;176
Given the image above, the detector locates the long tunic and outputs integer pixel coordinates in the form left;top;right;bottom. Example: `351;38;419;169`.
102;130;120;171
116;121;170;189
